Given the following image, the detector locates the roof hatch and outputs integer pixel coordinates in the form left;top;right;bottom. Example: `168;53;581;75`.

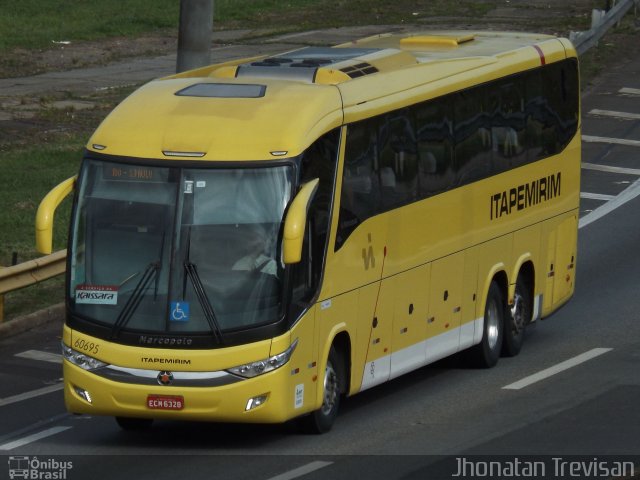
400;34;475;48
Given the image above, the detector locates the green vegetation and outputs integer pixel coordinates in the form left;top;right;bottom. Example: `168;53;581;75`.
0;142;79;321
0;142;80;266
0;0;502;52
0;0;179;51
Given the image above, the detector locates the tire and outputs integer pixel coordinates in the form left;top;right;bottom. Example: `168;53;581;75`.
469;281;505;368
299;347;342;434
502;275;532;357
115;416;154;431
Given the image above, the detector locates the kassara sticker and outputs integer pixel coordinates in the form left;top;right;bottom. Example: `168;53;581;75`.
75;285;118;305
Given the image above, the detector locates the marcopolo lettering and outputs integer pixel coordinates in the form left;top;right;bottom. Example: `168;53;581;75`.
490;172;561;220
138;335;194;347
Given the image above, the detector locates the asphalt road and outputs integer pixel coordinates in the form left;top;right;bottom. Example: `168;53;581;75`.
1;33;640;480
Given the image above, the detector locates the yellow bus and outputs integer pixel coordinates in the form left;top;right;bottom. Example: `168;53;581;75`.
37;30;580;433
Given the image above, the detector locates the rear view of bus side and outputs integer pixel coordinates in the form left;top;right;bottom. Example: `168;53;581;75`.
37;30;580;433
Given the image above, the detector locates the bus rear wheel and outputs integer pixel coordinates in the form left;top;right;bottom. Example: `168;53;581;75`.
299;347;341;434
502;276;531;357
469;281;505;368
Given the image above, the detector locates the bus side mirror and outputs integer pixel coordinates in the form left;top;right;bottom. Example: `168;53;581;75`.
36;176;77;254
283;178;319;264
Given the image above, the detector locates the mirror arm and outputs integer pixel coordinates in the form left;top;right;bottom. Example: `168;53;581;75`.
35;175;77;254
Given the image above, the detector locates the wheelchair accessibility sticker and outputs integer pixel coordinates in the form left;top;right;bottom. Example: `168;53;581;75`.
170;301;190;322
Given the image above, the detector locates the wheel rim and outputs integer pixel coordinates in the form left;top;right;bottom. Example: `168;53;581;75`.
486;299;500;350
510;292;526;335
321;361;339;416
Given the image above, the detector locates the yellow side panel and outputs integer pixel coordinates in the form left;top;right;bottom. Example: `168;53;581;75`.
390;263;430;378
476;234;513;308
460;248;479;350
543;227;557;313
427;252;464;342
284;311;318;415
553;214;577;305
360;280;394;388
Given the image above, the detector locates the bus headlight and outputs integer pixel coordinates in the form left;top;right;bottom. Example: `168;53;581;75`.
227;339;298;379
61;343;107;371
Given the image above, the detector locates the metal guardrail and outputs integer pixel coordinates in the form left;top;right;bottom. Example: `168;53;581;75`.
1;2;638;324
571;0;639;55
0;250;66;323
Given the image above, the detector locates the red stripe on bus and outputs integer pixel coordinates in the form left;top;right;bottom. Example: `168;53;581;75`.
533;45;546;65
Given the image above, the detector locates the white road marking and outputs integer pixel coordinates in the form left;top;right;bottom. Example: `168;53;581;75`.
15;350;62;364
0;384;64;408
502;348;612;390
579;176;640;229
619;87;640;96
588;109;640;121
0;426;72;450
580;192;614;201
266;461;334;480
581;162;640;176
582;135;640;148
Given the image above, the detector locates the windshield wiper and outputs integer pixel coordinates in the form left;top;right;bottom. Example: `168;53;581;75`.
184;262;224;344
183;226;224;344
110;261;159;340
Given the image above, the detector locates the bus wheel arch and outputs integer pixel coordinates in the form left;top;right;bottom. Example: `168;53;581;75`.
470;272;507;368
299;331;350;434
503;262;534;357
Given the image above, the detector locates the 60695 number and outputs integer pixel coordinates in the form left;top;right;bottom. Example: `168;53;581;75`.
74;338;99;355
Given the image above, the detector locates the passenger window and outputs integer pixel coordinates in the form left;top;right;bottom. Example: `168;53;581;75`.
378;109;418;209
454;88;493;185
493;79;527;169
415;97;454;197
336;119;379;249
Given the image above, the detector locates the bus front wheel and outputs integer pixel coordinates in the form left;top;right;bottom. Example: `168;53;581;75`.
470;281;505;368
299;347;341;434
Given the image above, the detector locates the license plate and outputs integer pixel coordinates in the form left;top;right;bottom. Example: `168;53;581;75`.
147;395;184;411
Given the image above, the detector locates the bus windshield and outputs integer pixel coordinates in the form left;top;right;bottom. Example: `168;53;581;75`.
69;159;293;340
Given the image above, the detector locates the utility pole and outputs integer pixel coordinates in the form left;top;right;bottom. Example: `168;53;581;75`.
176;0;214;73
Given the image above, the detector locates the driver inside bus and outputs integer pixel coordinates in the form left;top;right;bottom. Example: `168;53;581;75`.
232;227;278;277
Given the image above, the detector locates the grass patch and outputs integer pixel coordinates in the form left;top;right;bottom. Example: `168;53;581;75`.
0;0;179;51
0;142;81;267
0;142;81;321
0;0;501;52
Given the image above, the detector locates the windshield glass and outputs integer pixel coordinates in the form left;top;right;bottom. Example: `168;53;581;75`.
69;159;293;340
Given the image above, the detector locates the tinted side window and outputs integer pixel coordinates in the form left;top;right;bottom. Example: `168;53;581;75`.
416;96;454;197
492;79;527;170
378;109;418;209
454;87;493;186
336;119;379;249
334;58;579;251
290;129;339;316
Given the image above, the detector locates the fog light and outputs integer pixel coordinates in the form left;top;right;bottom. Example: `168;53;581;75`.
245;394;268;411
74;386;92;404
